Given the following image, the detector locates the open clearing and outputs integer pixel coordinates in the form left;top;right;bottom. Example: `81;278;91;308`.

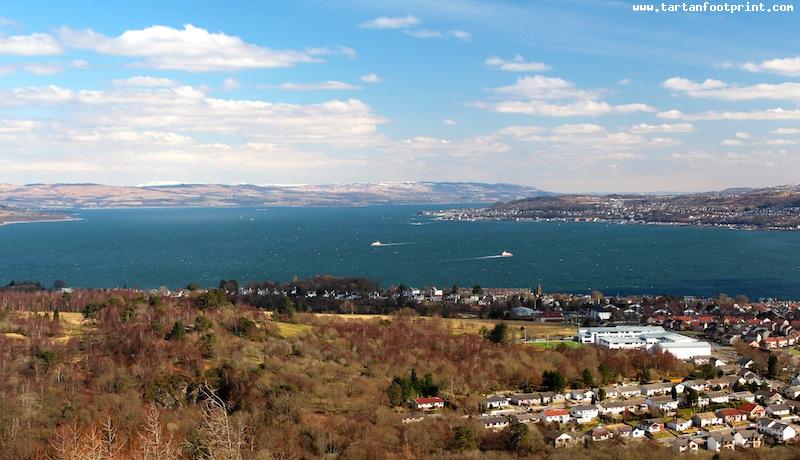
309;313;577;339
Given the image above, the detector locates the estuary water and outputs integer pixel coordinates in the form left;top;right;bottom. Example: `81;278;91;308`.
1;205;799;298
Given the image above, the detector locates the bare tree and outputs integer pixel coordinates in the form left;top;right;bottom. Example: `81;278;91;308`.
138;406;180;460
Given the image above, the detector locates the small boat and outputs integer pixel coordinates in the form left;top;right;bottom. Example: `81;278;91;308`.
500;251;513;257
371;241;384;247
410;222;423;226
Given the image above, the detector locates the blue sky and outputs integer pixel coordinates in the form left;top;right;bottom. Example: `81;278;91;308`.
1;0;799;192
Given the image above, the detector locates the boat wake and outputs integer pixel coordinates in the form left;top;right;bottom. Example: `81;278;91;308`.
371;241;413;247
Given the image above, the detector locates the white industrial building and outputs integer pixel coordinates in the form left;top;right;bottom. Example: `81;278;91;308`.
577;326;711;360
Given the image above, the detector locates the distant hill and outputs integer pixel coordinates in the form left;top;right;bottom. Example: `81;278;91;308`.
0;182;548;208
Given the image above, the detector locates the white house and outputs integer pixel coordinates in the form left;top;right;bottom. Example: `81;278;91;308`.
413;397;445;410
692;412;722;427
570;405;599;423
570;389;595;401
666;418;693;432
707;391;730;404
756;419;797;441
509;393;542;406
646;396;679;412
540;408;571;424
673;438;699;453
479;395;510;411
479;415;509;430
707;433;736;452
766;404;791;417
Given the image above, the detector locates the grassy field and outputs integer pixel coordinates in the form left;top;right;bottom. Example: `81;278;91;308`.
274;322;313;337
526;340;582;349
309;313;577;339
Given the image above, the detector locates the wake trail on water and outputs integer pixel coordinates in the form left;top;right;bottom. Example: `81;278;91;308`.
452;254;506;261
373;242;414;246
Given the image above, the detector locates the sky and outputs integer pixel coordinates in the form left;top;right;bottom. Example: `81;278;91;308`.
1;0;799;193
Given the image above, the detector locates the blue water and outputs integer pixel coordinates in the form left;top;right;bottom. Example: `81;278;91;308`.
1;206;800;298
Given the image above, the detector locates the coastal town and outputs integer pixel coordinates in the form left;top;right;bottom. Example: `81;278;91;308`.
423;185;800;231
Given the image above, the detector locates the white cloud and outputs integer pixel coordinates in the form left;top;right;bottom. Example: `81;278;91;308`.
222;77;240;91
484;55;550;72
113;76;177;87
443;118;457;126
674;108;800;121
0;33;62;55
618;78;632;86
772;128;800;135
663;77;800;101
767;139;797;145
306;45;357;60
57;24;318;71
491;99;653;117
629;123;694;133
360;15;421;29
657;109;683;120
279;81;361;91
735;131;751;139
404;28;442;38
742;56;800;77
480;74;652;117
492;75;595;100
721;139;743;146
360;73;383;83
551;123;605;134
448;30;471;41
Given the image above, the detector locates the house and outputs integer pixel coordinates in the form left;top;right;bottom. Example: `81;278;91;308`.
479;395;509;411
597;400;634;416
541;408;571;424
673;438;699;453
646;396;679;412
707;377;731;390
692;412;722;427
707;391;730;404
766;404;791;417
756;390;784;405
732;391;756;403
479;415;510;430
784;385;800;399
400;413;425;424
509;393;542;406
756;418;797;441
540;392;566;403
737;358;754;368
600;387;621;400
607;423;633;438
682;379;708;392
693;395;710;408
666;418;693;432
716;408;747;424
570;389;594;401
707;433;736;452
617;385;642;398
570;405;599;423
631;427;646;438
640;383;673;397
740;403;767;420
413;397;445;411
637;419;664;434
733;429;764;448
548;431;578;448
589;426;611;442
512;413;539;424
